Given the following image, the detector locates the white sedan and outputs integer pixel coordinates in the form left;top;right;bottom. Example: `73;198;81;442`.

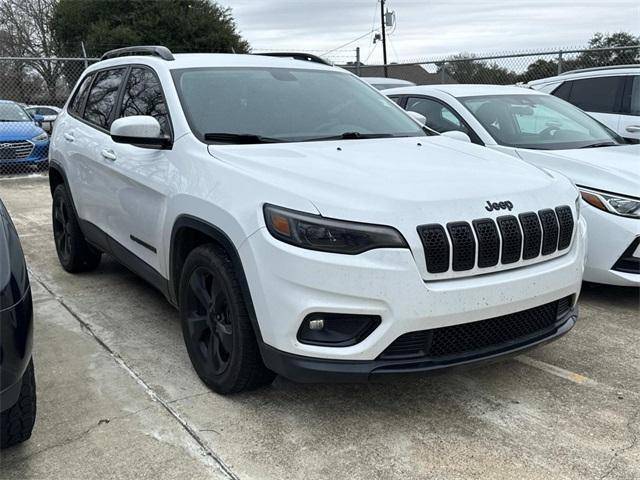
24;105;61;133
385;84;639;286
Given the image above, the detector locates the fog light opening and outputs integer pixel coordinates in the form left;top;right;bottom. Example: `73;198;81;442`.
297;313;381;347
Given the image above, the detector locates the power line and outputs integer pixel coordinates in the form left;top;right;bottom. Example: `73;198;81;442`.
321;29;377;56
365;41;378;63
364;0;381;64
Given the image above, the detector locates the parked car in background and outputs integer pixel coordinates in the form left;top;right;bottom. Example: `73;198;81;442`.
0;100;50;171
50;46;585;394
0;198;36;448
386;84;639;286
527;65;640;143
362;76;416;90
25;105;61;134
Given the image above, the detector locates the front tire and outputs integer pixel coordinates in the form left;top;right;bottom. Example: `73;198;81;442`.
179;244;275;394
52;184;101;273
1;360;36;449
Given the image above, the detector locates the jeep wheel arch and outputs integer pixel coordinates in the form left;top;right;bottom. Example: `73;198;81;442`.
169;215;265;343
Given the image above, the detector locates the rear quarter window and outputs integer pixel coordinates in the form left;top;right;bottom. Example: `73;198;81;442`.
69;73;94;116
83;68;126;130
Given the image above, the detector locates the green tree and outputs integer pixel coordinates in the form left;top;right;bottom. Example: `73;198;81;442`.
516;59;559;83
572;31;640;68
52;0;249;57
439;53;517;85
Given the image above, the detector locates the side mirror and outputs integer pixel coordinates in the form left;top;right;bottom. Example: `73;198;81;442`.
441;130;472;143
406;110;427;126
110;116;170;148
32;114;44;126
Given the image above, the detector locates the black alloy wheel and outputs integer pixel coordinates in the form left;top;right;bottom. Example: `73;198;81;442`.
184;266;234;375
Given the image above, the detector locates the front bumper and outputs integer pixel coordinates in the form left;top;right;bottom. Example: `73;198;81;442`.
581;205;639;286
0;141;49;167
240;217;587;362
261;305;578;383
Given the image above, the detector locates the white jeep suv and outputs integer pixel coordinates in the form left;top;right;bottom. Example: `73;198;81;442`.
49;46;586;394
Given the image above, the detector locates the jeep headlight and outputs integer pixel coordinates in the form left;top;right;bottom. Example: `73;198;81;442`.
31;132;48;142
579;187;640;219
264;204;408;254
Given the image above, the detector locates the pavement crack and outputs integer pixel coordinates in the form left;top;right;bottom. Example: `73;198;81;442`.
167;391;212;405
1;407;152;467
598;405;640;480
28;269;241;480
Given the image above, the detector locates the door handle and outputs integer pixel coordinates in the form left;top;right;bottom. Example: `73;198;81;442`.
63;132;74;142
100;149;117;161
625;125;640;133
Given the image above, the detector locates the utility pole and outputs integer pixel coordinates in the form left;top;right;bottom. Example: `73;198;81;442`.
380;0;388;77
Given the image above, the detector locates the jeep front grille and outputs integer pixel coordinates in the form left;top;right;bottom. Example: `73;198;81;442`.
0;140;34;160
539;209;560;255
417;205;574;276
417;224;450;274
379;296;573;361
472;219;499;268
519;212;542;259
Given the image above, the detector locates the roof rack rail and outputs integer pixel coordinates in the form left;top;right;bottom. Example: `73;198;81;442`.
255;52;333;66
101;46;175;61
560;64;639;75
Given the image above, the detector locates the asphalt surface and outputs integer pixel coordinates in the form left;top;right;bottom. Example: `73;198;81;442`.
0;175;638;480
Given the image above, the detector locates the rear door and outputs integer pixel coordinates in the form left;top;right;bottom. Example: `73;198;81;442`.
618;75;640;142
75;67;128;236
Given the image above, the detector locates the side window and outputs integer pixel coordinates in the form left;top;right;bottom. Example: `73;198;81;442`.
406;97;468;134
69;73;94;116
567;76;624;114
119;67;170;136
83;68;126;130
388;96;403;105
551;81;572;101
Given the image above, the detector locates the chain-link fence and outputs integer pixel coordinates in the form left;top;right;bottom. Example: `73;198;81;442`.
0;46;638;177
342;45;640;87
0;57;96;177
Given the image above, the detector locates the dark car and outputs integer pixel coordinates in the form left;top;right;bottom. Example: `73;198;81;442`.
0;198;36;448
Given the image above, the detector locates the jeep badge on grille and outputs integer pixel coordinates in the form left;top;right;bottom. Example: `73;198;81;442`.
485;200;513;212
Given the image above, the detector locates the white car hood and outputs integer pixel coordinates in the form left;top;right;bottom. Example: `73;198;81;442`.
208;136;574;224
516;145;640;197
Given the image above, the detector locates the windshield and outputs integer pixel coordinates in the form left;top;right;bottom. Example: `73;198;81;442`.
459;94;622;150
0;103;31;122
172;67;426;143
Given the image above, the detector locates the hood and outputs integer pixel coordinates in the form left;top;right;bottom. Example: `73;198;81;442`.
208;136;576;224
0;199;29;311
0;121;44;142
516;145;640;197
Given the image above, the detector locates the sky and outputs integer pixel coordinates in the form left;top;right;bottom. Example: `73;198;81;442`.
221;0;640;64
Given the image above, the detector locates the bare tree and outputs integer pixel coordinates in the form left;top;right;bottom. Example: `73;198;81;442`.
0;0;63;103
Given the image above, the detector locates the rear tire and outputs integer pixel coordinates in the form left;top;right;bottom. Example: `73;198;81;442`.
52;184;101;273
1;360;36;449
179;244;275;394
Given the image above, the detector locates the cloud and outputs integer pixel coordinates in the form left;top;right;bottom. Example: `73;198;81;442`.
222;0;640;63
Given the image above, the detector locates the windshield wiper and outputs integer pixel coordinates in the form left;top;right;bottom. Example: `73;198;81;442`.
580;141;619;149
301;132;398;142
204;133;285;144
